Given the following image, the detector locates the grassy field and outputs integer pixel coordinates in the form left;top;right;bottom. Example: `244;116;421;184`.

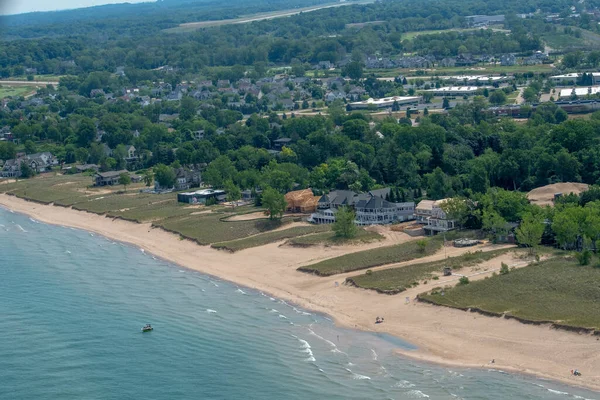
420;257;600;330
211;224;332;252
154;212;294;245
0;174;299;245
347;248;515;294
373;64;554;78
297;235;444;276
287;229;383;247
166;0;374;33
0;86;36;99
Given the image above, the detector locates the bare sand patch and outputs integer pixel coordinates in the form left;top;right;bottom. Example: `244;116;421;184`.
528;182;589;206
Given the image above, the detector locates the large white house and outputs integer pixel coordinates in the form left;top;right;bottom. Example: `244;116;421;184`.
309;188;415;225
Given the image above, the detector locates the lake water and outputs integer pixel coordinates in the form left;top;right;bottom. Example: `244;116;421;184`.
0;207;598;399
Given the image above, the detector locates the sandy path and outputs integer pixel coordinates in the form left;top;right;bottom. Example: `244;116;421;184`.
1;193;599;392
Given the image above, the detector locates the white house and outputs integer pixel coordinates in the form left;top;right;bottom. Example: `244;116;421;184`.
416;199;457;234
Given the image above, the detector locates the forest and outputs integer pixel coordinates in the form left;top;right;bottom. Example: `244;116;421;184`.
0;0;583;75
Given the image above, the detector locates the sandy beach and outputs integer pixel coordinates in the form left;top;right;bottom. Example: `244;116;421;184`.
1;193;599;392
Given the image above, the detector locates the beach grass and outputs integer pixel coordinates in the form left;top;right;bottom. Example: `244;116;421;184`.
211;224;332;252
286;229;384;247
420;257;600;329
0;175;90;204
346;248;516;294
297;236;443;276
153;212;294;245
1;175;295;244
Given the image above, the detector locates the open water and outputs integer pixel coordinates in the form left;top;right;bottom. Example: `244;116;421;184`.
0;207;598;399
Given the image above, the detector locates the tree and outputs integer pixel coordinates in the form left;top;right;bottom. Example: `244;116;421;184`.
343;61;363;81
224;179;242;205
19;161;35;179
203;155;236;188
516;213;545;254
118;172;131;192
180;96;198;121
426;167;451;200
333;206;358;239
440;197;470;230
154;164;176;189
262;187;287;220
24;140;36;155
442;97;450;109
488;90;507;106
482;208;508;241
75;147;89;164
143;170;154;187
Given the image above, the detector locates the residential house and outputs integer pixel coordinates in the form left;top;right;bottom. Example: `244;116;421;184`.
501;54;516;66
309;189;415;225
75;164;99;173
273;138;292;150
241;189;262;202
125;145;137;160
415;199;456;234
174;168;201;191
0;152;57;178
93;170;141;186
284;188;321;213
177;189;226;204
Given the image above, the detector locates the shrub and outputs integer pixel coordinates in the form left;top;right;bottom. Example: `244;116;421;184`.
575;250;592;266
500;262;510;275
416;239;427;253
365;269;373;275
459;276;470;285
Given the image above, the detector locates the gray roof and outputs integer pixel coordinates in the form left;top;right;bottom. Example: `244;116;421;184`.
96;170;129;178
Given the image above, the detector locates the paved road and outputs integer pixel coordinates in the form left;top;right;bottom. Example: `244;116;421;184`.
0;80;59;86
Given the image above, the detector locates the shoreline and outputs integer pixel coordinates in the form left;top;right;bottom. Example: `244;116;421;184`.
1;193;599;393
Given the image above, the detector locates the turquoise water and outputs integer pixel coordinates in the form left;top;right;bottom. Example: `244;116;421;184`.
0;208;598;400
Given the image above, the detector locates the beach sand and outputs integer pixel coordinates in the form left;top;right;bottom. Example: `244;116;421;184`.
1;193;599;392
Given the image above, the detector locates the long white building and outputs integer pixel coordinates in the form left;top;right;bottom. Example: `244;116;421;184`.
348;96;421;109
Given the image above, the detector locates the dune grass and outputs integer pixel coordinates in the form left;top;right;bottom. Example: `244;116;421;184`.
297;236;443;276
211;224;332;252
287;229;384;247
153;212;294;245
420;257;600;329
347;248;515;294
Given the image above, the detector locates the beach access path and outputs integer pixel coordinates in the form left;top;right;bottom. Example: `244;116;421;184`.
1;193;599;393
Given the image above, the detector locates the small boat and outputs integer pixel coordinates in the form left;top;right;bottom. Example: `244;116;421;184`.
142;324;153;332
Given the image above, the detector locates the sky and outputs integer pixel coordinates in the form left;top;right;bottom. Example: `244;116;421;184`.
1;0;154;15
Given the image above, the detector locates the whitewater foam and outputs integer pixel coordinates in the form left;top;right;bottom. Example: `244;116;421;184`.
206;309;217;313
294;336;315;362
392;380;415;389
236;289;246;295
406;389;430;398
345;368;371;380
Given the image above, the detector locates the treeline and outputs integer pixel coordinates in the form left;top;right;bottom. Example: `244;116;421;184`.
3;79;600;202
0;0;568;74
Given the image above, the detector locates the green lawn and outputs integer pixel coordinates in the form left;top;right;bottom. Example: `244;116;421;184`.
211;224;332;252
287;229;383;247
347;248;515;294
420;257;600;330
0;86;36;99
